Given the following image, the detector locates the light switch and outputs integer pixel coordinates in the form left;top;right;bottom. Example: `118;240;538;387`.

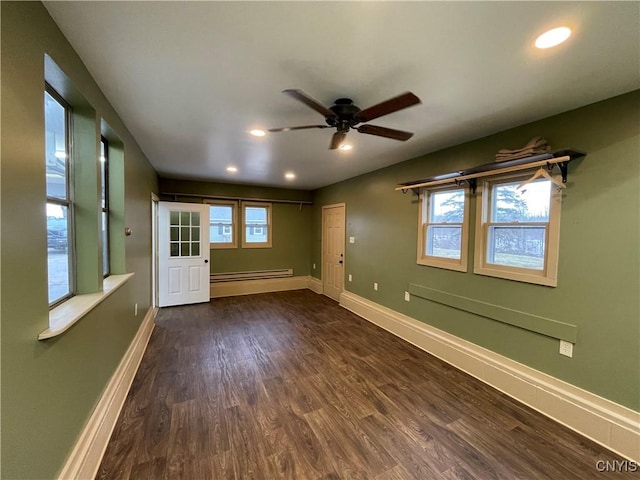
349;236;355;244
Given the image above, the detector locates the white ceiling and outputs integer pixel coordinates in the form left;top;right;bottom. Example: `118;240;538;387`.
44;1;639;190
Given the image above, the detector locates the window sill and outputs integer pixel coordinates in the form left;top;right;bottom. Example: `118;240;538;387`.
39;273;134;340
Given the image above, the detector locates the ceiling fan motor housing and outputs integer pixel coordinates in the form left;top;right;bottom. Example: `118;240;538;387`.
327;98;362;131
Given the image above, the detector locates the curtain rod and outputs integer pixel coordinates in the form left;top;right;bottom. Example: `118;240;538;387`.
161;192;313;205
395;155;572;192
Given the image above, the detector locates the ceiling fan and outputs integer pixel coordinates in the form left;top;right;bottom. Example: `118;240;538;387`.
268;89;421;150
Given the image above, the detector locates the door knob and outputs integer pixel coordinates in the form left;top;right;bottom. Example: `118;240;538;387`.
339;260;343;264
204;259;209;263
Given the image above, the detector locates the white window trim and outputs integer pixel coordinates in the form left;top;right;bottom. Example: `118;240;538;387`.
241;201;272;249
207;200;238;249
473;172;562;287
39;273;134;340
417;185;470;272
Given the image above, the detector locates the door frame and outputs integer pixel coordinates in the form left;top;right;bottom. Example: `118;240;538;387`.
321;202;346;301
151;193;159;308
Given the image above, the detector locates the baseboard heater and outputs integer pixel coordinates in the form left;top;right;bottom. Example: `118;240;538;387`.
210;269;293;283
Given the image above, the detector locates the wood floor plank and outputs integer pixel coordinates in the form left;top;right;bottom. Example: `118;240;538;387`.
97;290;636;479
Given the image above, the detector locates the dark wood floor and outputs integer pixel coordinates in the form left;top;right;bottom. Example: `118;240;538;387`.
98;290;634;479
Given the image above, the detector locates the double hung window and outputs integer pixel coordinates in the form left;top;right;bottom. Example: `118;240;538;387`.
418;186;469;271
242;202;272;248
474;174;562;286
209;201;237;248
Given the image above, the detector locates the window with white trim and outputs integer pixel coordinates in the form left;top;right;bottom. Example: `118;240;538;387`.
209;201;237;248
242;202;272;248
418;186;469;271
474;173;562;286
45;86;74;305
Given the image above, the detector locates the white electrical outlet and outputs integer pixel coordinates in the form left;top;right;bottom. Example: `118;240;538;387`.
374;282;378;291
559;340;573;357
404;291;410;302
134;303;138;316
348;274;352;282
313;263;316;270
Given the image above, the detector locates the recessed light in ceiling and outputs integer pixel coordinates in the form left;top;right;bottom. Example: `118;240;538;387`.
226;166;238;173
339;144;352;151
535;26;571;49
250;129;266;137
284;172;296;180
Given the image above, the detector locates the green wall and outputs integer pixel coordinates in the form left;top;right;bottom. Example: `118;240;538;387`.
312;90;640;410
1;3;158;479
159;179;312;276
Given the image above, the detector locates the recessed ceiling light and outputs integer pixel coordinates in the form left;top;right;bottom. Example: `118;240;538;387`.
339;144;352;151
284;172;296;180
250;129;266;137
226;166;238;173
535;26;571;49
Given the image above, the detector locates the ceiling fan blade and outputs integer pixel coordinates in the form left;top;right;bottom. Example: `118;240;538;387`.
282;89;336;118
356;92;421;123
330;131;347;150
357;124;414;141
268;125;329;132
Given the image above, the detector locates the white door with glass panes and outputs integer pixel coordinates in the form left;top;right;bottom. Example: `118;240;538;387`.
158;202;210;307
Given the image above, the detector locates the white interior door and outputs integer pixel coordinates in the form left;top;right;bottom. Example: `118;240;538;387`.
158;202;210;307
322;204;345;301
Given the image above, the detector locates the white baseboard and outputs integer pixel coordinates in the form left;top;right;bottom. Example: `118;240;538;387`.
340;291;640;462
210;275;309;298
58;307;157;480
308;276;323;294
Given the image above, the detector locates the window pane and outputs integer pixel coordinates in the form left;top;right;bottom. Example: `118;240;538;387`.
47;203;70;303
245;206;267;225
210;205;234;244
102;210;109;276
426;225;462;259
245;226;268;243
100;139;107;209
487;226;546;269
492;181;551;223
431;189;464;223
45;91;67;199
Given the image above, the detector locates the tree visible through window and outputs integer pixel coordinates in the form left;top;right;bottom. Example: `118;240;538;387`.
474;174;562;286
418;186;469;271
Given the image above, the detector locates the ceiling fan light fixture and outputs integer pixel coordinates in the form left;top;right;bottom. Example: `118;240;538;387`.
535;26;571;49
339;144;352;151
284;172;296;180
250;129;266;137
226;166;238;173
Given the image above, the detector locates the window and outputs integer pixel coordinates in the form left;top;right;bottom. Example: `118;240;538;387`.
418;186;469;271
170;210;201;257
100;137;110;276
242;202;272;248
209;201;237;248
45;86;73;305
474;173;562;286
